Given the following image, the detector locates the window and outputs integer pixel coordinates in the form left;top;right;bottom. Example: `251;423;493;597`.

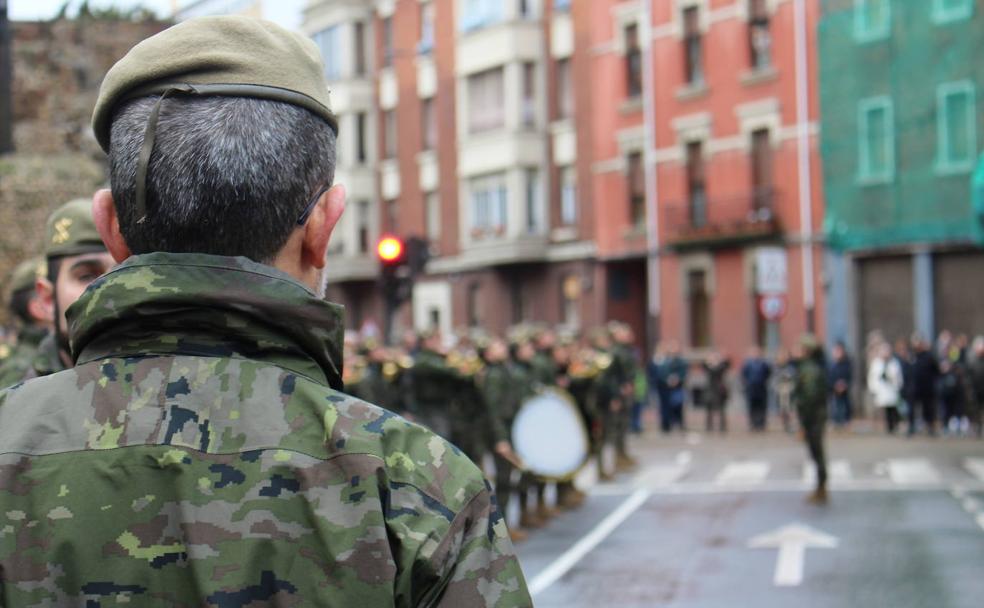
933;0;973;24
469;173;508;236
688;270;711;349
683;7;704;85
467;282;482;327
354;21;367;76
426;192;441;241
382;16;394;67
525;168;541;234
555;0;571;11
383;110;397;159
624;24;643;99
421;97;437;150
522;62;537;127
556;58;574;119
559;165;578;226
311;26;342;80
627;152;646;228
419;2;435;54
751;129;772;210
385;199;398;232
858;96;894;182
519;0;535;19
853;0;890;42
467;67;505;133
748;0;771;70
686;142;707;227
937;81;977;172
356;112;368;164
561;274;582;330
356;201;370;254
460;0;504;32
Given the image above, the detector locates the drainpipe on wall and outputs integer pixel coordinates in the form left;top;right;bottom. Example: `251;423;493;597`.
794;0;816;333
641;0;661;349
0;0;13;154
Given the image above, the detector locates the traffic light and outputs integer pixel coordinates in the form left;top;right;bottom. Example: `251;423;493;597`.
377;236;405;266
377;235;430;344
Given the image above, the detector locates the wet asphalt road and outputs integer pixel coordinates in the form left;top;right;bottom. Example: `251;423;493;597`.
515;429;984;608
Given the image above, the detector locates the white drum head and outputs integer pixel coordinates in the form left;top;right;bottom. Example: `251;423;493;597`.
512;389;589;480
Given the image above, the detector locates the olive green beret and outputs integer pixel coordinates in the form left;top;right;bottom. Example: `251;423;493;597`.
91;15;338;153
7;257;44;294
45;199;106;259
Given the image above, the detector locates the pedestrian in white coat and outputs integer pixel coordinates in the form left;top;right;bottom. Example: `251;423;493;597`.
868;342;904;434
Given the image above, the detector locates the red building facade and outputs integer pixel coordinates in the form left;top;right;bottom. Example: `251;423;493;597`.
303;0;824;356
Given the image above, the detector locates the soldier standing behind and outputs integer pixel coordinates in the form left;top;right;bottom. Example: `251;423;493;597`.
481;338;527;542
0;258;50;387
28;199;115;380
702;350;731;433
611;323;640;469
408;329;465;440
0;200;114;386
795;335;829;506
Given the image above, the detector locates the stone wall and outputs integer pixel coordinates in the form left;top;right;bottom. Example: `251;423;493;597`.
0;18;169;321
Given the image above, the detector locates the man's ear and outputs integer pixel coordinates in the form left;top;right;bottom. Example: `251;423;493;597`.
92;189;132;263
302;184;346;270
32;277;55;326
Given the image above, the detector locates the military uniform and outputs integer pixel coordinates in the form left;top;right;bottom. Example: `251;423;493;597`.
0;253;529;606
0;325;47;388
795;337;829;504
0;17;529;607
409;347;466;441
0;258;47;387
482;359;521;521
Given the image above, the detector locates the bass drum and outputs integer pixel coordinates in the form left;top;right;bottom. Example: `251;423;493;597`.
511;388;590;481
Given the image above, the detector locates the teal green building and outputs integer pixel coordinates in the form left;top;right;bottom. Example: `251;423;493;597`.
820;0;984;346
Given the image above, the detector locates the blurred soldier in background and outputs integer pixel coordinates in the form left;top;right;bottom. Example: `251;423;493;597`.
0;257;50;383
796;335;829;506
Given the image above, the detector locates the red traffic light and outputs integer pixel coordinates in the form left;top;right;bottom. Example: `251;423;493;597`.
377;236;404;263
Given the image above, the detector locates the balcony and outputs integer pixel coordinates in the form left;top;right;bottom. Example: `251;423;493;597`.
664;189;782;250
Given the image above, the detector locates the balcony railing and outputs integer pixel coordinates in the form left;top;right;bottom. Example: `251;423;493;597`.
664;189;782;249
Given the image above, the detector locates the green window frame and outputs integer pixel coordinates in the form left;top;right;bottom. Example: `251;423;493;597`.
858;96;894;184
936;80;977;173
853;0;891;43
932;0;974;24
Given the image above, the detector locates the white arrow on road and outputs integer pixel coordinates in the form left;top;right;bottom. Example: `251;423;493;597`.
748;523;839;587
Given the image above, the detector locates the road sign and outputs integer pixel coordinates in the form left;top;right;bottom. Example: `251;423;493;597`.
759;294;787;321
756;247;788;295
748;523;839;587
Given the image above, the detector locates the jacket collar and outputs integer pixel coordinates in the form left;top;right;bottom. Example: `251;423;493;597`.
67;253;345;389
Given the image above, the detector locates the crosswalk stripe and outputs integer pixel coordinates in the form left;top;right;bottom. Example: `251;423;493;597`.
802;460;852;484
714;461;770;485
887;459;941;485
964;458;984;483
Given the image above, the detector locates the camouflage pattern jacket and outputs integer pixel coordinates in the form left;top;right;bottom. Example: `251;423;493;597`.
795;356;829;429
0;326;48;389
0;253;530;607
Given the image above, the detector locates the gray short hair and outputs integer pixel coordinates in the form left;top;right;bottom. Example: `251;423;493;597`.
109;95;336;263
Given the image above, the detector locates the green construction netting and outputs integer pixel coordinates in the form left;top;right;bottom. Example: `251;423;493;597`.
819;0;984;252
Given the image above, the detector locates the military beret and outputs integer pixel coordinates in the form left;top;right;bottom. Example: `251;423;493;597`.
800;333;820;352
44;199;106;260
91;15;339;153
7;257;44;295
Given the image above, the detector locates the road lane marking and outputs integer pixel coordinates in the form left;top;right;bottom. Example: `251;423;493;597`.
528;488;651;596
965;458;984;482
887;459;940;485
748;523;839;587
802;460;851;485
715;461;770;485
